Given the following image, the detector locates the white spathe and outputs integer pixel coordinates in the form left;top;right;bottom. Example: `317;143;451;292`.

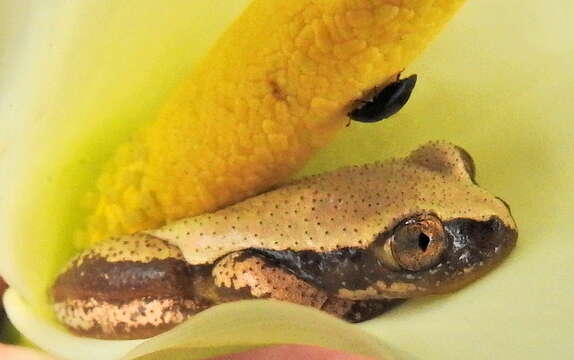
1;0;573;359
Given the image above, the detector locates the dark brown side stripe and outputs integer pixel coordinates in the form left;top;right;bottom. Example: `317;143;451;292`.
245;217;517;296
52;256;211;302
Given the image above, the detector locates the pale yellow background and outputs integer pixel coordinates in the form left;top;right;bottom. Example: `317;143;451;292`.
1;0;573;359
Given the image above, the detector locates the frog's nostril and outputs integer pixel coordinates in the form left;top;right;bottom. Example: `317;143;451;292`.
418;233;430;252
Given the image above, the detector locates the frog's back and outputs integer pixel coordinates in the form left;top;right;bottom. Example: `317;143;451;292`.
148;142;516;265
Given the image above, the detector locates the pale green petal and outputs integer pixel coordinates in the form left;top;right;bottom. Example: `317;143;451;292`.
123;300;398;360
1;0;574;359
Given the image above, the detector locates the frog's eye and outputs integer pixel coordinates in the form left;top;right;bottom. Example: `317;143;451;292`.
375;214;448;271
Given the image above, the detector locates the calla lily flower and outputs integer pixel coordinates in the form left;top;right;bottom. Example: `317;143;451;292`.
1;1;574;360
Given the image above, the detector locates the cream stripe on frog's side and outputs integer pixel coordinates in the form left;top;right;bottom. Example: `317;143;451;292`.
148;142;516;265
82;0;467;247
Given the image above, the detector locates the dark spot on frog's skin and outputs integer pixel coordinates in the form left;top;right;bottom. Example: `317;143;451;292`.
348;74;417;123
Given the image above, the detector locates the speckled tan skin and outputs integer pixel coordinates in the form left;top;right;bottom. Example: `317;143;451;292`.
151;142;515;263
53;142;517;339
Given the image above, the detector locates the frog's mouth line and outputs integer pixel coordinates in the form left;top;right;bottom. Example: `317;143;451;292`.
248;216;517;299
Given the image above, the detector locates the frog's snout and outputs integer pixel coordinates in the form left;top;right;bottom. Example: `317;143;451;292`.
364;215;517;300
421;215;517;295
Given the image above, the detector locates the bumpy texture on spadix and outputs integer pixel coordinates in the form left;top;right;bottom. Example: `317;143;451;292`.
81;0;467;247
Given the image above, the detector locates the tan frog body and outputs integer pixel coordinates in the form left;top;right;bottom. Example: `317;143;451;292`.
52;142;517;339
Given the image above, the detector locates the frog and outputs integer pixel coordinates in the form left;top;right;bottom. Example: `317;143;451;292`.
51;142;517;339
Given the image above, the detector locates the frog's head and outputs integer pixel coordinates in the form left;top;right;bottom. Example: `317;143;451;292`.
334;142;518;299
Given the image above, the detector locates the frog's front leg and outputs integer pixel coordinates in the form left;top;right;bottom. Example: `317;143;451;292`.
211;251;402;323
212;251;331;309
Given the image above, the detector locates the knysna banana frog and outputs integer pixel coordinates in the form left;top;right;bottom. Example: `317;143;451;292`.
52;142;517;339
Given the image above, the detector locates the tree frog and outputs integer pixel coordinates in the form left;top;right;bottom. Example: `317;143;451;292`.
51;142;517;339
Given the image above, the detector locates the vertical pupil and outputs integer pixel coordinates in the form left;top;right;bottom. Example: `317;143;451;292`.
418;232;430;252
